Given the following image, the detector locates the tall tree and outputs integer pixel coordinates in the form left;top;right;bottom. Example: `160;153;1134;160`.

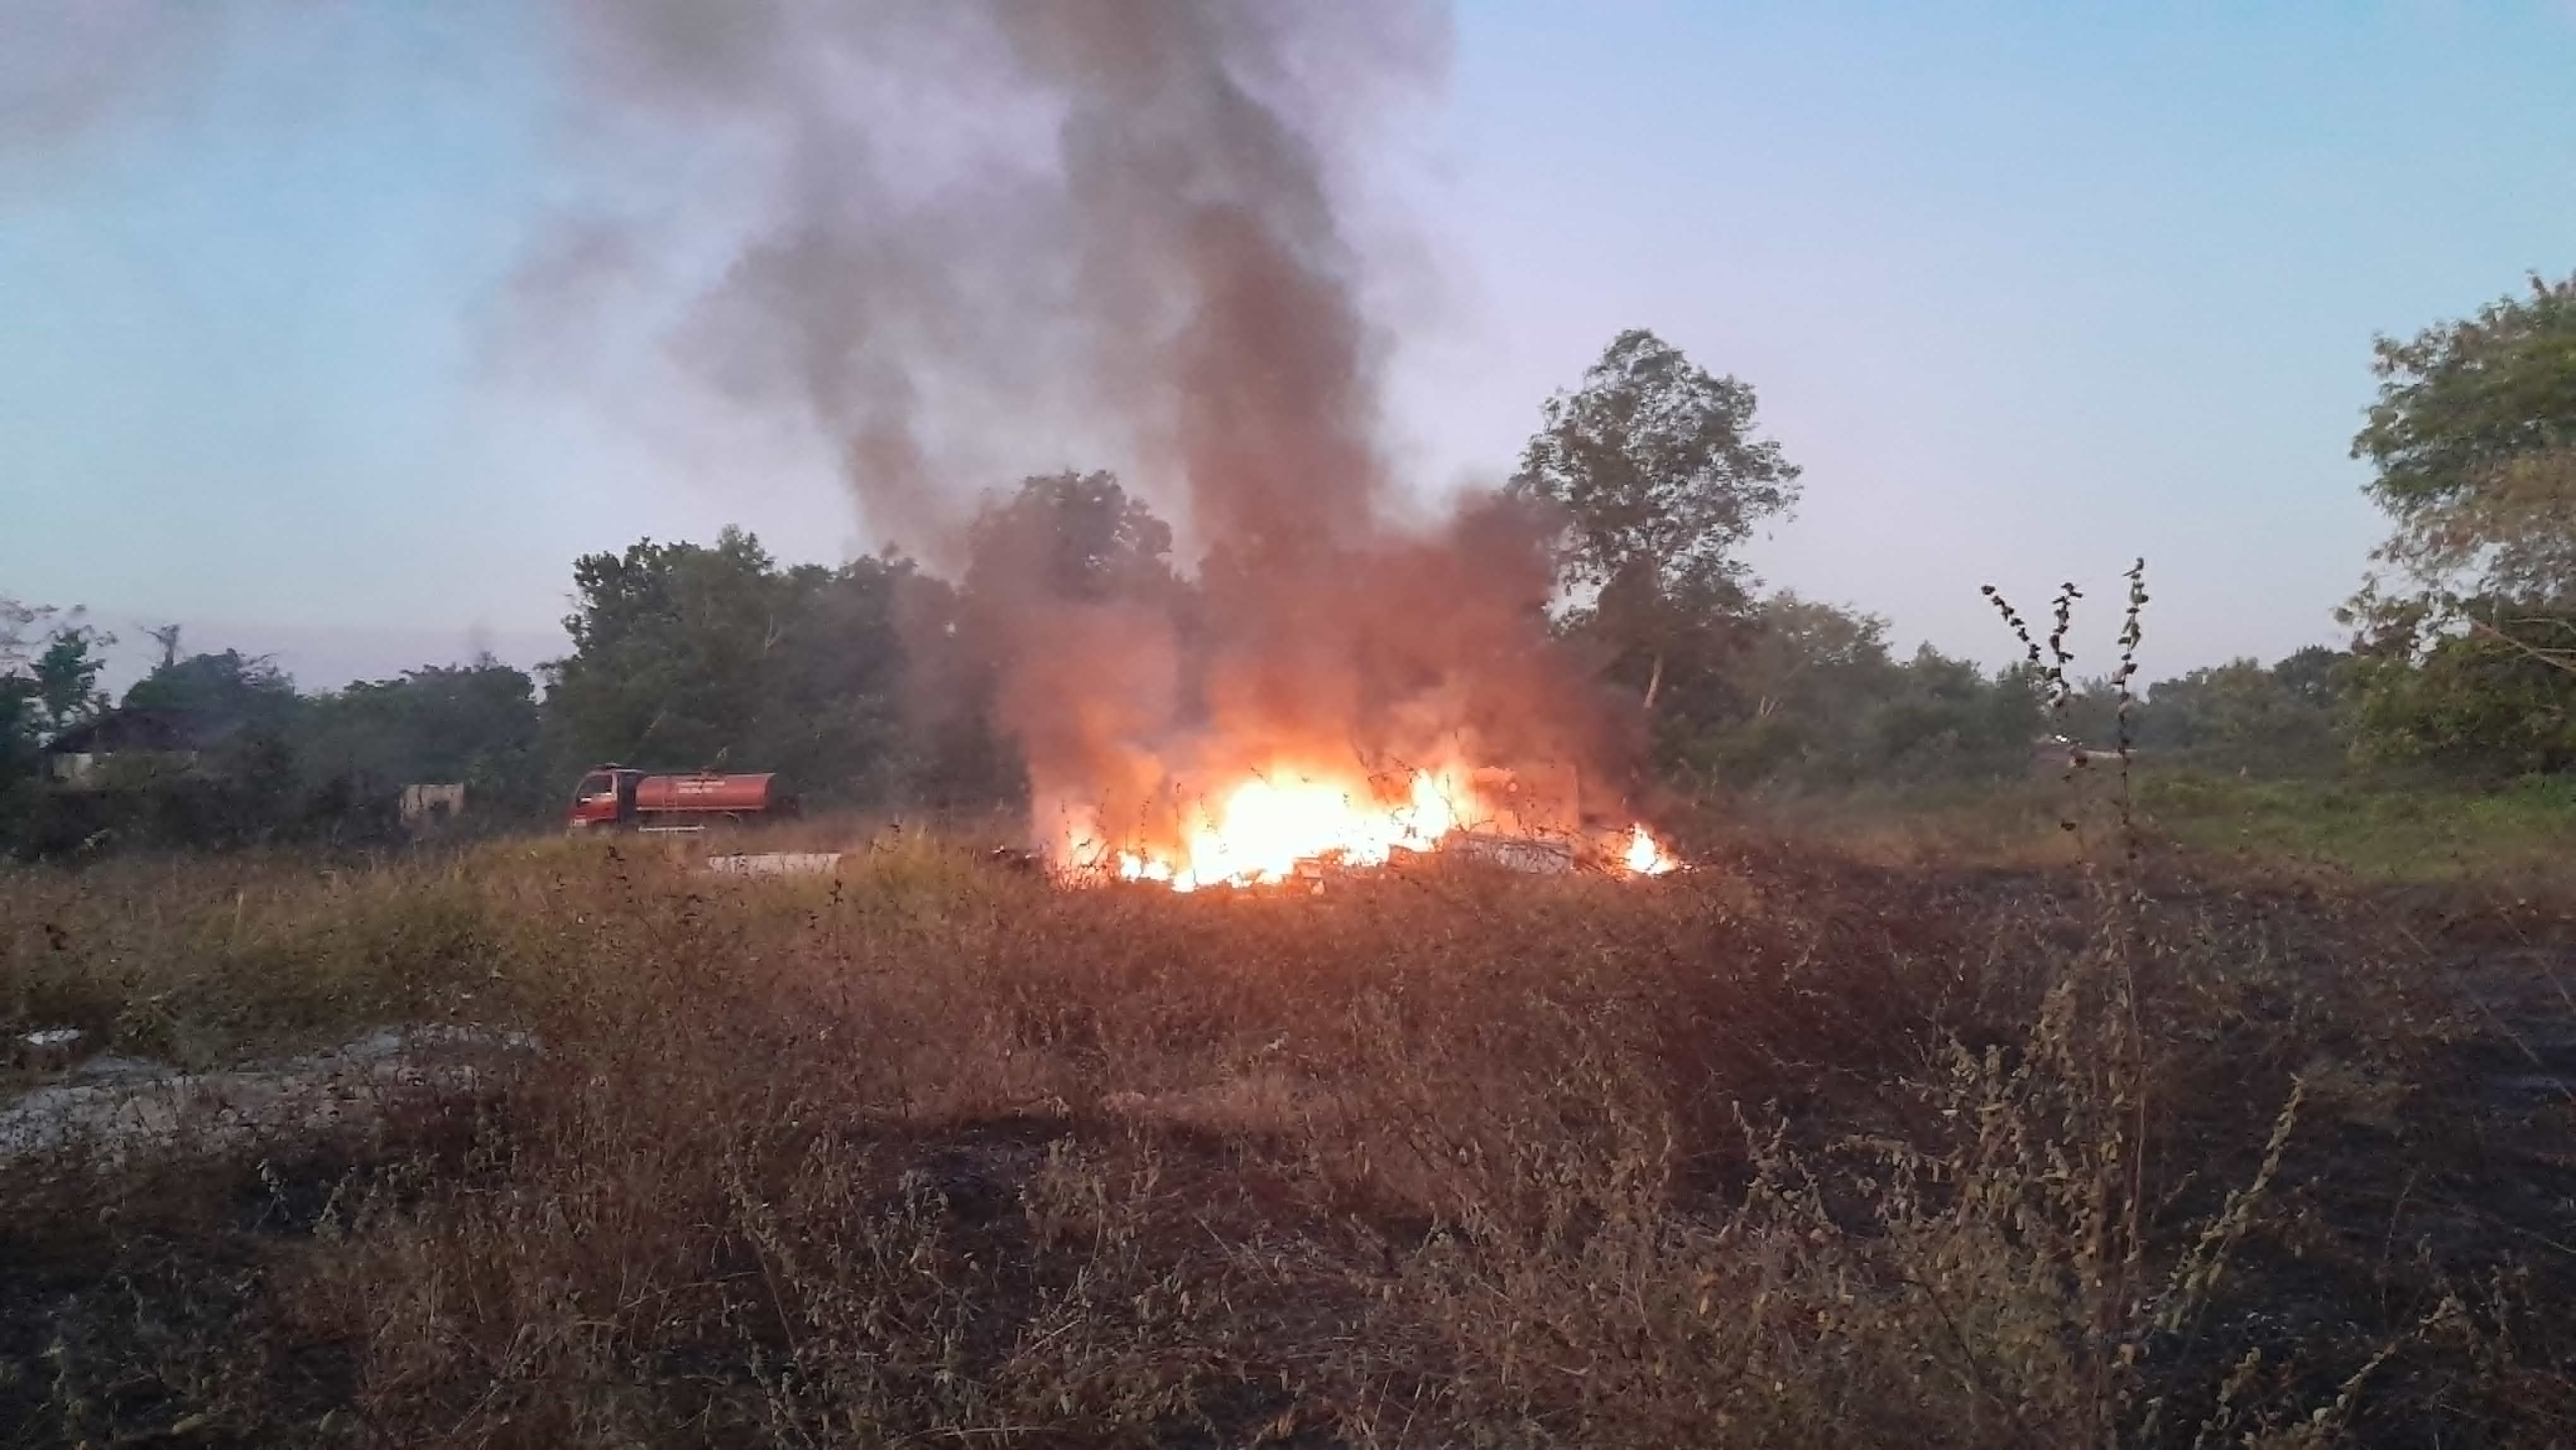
2345;273;2576;765
547;529;794;772
953;471;1188;805
744;556;916;803
2130;655;2345;773
2354;272;2576;609
33;625;114;734
299;660;546;812
2346;609;2576;775
1508;329;1801;712
122;649;301;738
545;529;920;804
110;650;307;830
1;599;73;813
962;470;1180;607
1;599;113;743
1675;593;2042;790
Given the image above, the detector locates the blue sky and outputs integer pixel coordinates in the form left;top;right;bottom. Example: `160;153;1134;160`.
3;1;2571;693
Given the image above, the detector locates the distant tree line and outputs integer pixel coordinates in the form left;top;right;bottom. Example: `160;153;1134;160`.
6;280;2568;855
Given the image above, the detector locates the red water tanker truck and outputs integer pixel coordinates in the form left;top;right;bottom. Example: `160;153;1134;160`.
566;765;798;832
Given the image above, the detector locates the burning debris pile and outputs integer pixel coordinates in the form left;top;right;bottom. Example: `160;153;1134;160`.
554;0;1678;885
1057;761;1678;892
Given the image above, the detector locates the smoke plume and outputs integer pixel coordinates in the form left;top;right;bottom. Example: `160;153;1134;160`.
544;0;1627;841
0;0;242;163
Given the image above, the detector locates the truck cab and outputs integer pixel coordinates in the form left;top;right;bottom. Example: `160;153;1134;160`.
567;766;642;829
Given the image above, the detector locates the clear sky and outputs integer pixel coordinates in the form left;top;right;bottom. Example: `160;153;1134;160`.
3;1;2571;693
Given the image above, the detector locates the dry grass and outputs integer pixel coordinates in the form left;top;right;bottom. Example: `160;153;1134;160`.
2;820;2572;1447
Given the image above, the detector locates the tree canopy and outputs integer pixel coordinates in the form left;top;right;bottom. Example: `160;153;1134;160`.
1508;328;1801;601
121;649;300;734
1508;329;1801;716
1;599;112;752
2354;272;2576;606
299;661;546;809
2344;273;2576;766
962;470;1179;608
545;527;920;802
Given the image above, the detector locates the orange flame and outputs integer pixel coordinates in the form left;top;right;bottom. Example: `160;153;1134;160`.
1623;822;1680;876
1058;763;1678;891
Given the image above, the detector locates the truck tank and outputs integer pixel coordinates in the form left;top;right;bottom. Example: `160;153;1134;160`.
632;772;782;817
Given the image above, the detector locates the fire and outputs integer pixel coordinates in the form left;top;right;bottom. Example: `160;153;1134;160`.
1623;822;1680;876
1058;762;1679;892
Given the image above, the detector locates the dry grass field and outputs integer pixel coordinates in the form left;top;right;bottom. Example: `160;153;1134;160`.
3;803;2573;1447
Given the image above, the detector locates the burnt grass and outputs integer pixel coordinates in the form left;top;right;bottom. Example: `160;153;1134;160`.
1;831;2572;1447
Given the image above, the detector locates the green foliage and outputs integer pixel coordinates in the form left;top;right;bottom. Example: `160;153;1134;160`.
884;566;1022;808
1;599;113;765
1510;328;1802;599
2128;649;2347;774
1679;595;2042;790
962;469;1179;608
2;608;119;854
756;558;931;805
1509;329;1801;715
2339;273;2576;775
2142;770;2576;880
30;621;113;735
2345;600;2576;775
121;649;302;738
297;659;547;816
547;528;796;771
544;527;920;805
2354;272;2576;601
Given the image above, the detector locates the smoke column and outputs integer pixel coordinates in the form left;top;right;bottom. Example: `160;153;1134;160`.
551;0;1623;841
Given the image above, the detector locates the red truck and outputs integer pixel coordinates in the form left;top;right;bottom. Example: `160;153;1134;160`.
566;765;798;832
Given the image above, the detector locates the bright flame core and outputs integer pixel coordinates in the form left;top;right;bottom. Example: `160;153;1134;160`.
1058;763;1678;892
1624;822;1680;876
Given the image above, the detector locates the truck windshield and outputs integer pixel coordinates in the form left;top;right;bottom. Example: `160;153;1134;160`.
576;772;610;799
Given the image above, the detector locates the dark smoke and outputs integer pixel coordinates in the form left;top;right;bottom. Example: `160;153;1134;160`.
0;0;241;163
547;0;1438;558
542;0;1628;837
3;0;1632;834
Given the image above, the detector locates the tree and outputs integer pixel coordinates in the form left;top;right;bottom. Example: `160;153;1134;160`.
122;649;302;737
545;529;920;805
742;556;916;804
1680;594;1897;783
2270;644;2346;710
1;599;62;818
885;563;1020;808
33;625;114;734
2344;274;2576;767
2130;654;2344;774
145;624;184;671
299;659;546;815
2354;272;2576;609
953;471;1189;807
1673;594;2041;791
962;470;1179;608
547;528;797;772
2345;597;2576;776
1866;647;2046;782
1;599;113;745
119;650;305;810
1508;329;1801;712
